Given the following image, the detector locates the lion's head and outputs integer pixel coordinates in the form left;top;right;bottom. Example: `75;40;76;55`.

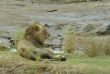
24;22;50;46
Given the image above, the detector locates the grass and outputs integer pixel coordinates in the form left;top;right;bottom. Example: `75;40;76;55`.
0;45;9;51
65;54;110;74
63;25;102;56
8;31;110;74
64;31;110;57
64;25;75;53
76;36;110;56
78;36;100;57
68;54;110;67
0;51;110;74
11;28;25;48
7;22;110;74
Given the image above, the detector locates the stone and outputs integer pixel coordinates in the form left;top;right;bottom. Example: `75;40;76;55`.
96;24;110;35
0;36;10;51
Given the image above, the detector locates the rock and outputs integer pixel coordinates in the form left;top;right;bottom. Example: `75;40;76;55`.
77;22;110;36
0;37;10;51
81;22;102;33
45;37;62;48
78;22;103;35
46;9;58;12
96;24;110;35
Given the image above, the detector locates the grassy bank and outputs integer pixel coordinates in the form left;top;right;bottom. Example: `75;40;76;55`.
0;51;110;74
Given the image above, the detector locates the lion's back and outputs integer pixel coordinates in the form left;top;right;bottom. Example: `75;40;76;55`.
17;39;36;59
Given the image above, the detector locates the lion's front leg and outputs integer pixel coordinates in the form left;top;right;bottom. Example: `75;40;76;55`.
32;48;53;60
33;48;66;61
43;48;54;54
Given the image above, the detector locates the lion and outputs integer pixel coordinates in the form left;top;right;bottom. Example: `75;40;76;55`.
17;22;66;61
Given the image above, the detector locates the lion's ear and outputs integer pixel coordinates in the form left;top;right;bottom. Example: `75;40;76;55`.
31;22;42;32
34;24;42;32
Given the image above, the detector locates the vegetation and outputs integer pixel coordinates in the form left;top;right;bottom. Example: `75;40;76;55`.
0;45;9;51
63;25;110;57
64;25;75;53
11;29;24;48
3;25;110;74
0;51;110;74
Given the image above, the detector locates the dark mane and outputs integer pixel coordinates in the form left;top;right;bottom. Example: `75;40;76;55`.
24;24;44;48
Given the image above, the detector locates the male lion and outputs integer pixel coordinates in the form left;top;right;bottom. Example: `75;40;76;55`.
17;22;66;61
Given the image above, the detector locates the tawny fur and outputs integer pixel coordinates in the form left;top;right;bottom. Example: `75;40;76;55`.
17;22;67;61
17;22;53;61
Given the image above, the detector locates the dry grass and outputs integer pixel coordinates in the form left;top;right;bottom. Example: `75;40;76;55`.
0;51;110;74
0;45;9;51
94;36;110;56
75;35;110;57
63;25;110;56
76;36;100;57
64;25;75;53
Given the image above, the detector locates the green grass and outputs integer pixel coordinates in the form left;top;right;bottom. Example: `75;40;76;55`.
65;54;110;74
11;28;25;48
52;54;110;74
68;55;110;67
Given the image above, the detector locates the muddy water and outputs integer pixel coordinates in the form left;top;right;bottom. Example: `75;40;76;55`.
25;12;110;25
0;1;110;49
0;2;110;27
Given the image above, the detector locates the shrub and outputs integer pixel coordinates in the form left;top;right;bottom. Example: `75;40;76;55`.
64;25;110;56
102;36;110;55
76;36;110;57
63;25;100;56
84;37;100;57
11;29;25;48
63;25;75;53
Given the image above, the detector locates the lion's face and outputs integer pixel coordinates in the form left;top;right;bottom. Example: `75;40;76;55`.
24;22;50;44
35;25;50;42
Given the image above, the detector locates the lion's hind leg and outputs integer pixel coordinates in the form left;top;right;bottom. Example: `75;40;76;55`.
19;48;37;61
